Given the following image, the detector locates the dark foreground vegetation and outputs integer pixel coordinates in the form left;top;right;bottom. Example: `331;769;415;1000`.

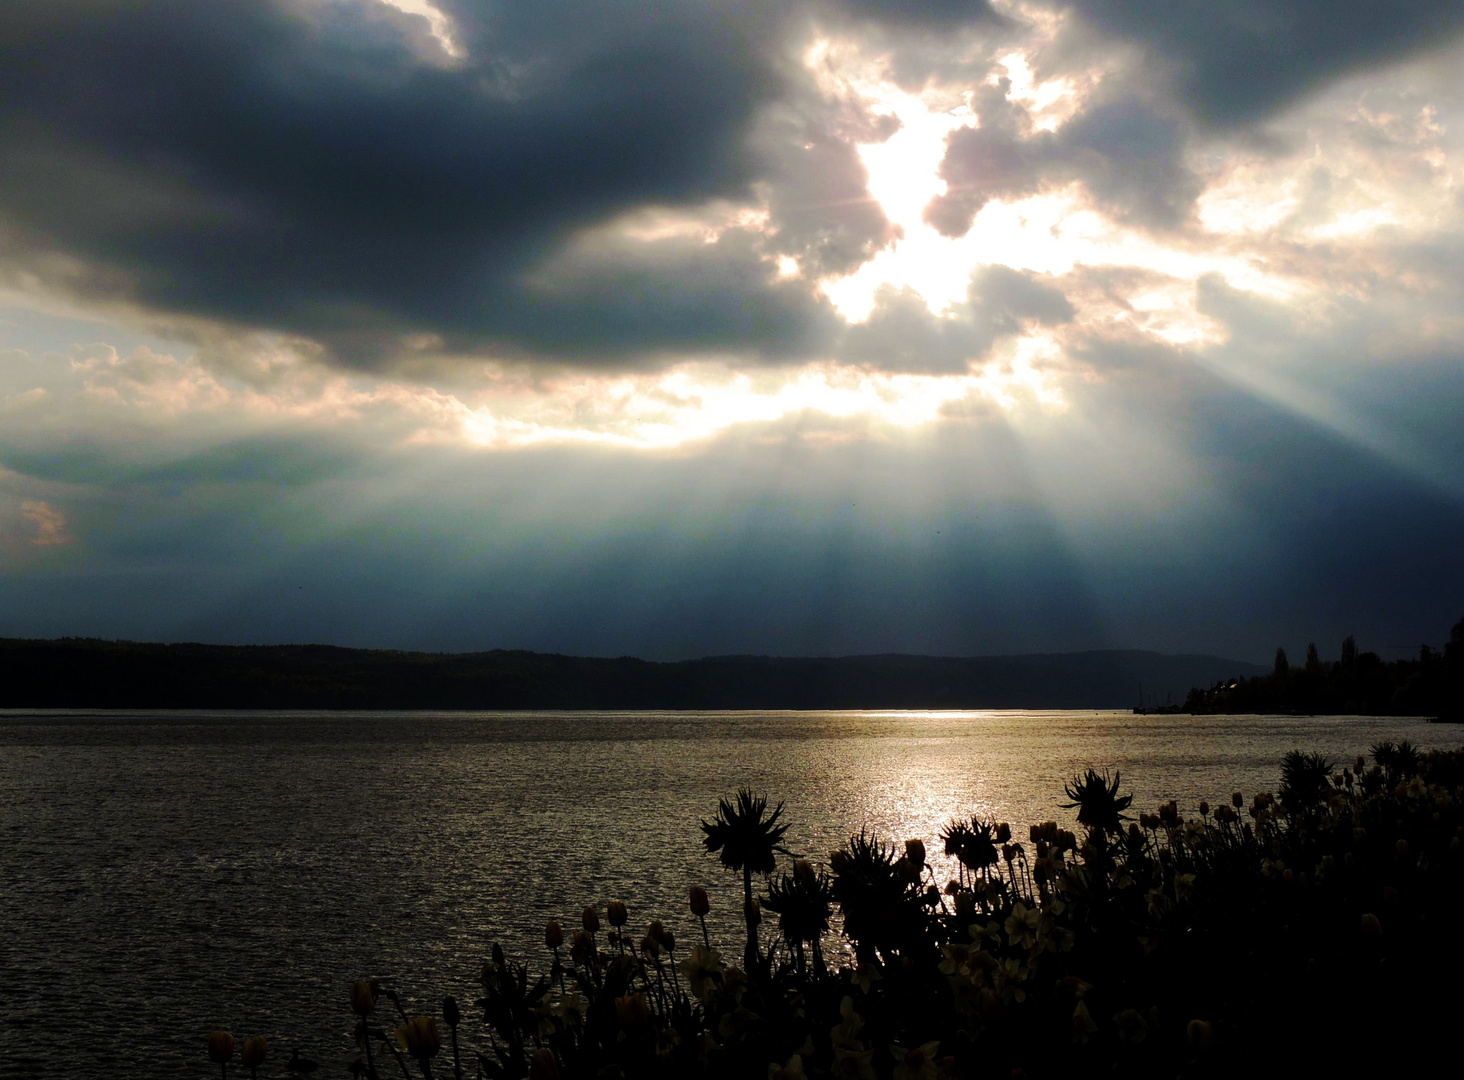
1186;616;1464;718
209;744;1464;1079
0;639;1259;710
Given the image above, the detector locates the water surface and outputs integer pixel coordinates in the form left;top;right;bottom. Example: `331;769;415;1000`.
0;709;1447;1075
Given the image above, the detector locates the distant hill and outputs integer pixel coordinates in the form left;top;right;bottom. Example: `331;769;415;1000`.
0;638;1265;710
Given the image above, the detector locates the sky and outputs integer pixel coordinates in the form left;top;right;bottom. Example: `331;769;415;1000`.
2;0;1464;663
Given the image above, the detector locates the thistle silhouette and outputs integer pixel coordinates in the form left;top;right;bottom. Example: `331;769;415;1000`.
701;789;791;970
1061;768;1133;835
762;860;834;977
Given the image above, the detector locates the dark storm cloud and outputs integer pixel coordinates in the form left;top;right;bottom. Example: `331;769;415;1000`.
0;0;1004;368
3;0;1460;372
1066;0;1464;125
0;0;798;363
498;225;842;364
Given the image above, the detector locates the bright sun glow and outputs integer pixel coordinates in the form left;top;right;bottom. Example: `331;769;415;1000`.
857;100;973;236
819;54;1301;329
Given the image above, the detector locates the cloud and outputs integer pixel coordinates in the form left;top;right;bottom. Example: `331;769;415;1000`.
0;0;794;363
0;0;1020;373
2;0;1461;376
3;340;1462;662
843;265;1073;373
924;67;1200;237
1064;0;1464;126
20;499;70;546
502;216;843;365
4;0;1464;661
836;0;1004;28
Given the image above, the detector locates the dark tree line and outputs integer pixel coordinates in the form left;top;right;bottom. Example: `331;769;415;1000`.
0;639;1259;710
1185;616;1464;718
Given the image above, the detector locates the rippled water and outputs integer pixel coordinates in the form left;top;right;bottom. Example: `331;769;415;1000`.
0;709;1449;1076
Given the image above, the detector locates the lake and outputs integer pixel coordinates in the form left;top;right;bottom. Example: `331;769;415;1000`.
0;709;1449;1076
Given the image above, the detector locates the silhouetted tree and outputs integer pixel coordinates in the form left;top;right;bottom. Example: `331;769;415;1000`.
1184;618;1464;717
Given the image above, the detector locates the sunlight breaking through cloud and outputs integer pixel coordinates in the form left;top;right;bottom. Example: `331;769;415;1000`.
4;336;1070;457
814;46;1300;333
374;0;464;58
452;347;1066;450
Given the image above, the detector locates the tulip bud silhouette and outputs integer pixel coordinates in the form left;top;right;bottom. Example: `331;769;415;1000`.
648;919;675;951
403;1017;441;1060
905;838;926;869
208;1030;236;1077
350;980;377;1017
240;1036;268;1077
615;992;652;1027
529;1048;561;1080
689;885;710;916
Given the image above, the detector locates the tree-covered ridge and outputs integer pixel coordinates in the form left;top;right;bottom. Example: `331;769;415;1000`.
1184;617;1464;717
0;639;1261;710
